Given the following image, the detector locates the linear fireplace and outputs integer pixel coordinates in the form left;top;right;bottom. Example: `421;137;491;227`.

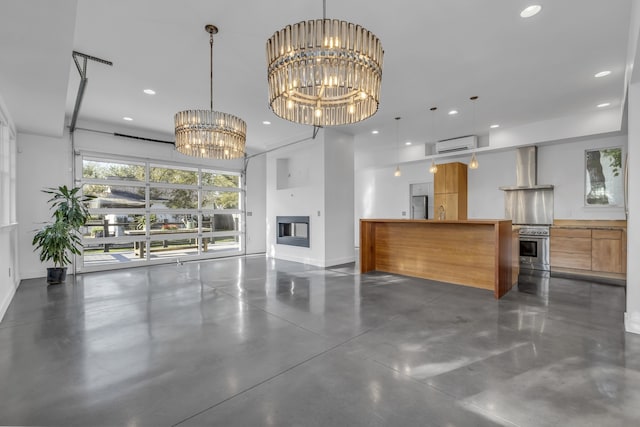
276;216;310;247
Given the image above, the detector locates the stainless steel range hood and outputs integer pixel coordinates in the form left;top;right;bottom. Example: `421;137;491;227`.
500;146;554;225
499;146;554;191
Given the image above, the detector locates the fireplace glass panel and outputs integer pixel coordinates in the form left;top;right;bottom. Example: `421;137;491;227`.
276;216;310;247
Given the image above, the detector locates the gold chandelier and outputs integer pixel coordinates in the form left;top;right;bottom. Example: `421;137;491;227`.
175;25;246;159
266;1;384;126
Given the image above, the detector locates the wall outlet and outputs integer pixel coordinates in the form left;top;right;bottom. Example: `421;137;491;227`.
402;211;407;216
317;210;321;216
247;211;253;216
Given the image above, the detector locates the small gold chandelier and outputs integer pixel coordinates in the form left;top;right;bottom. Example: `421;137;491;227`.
266;0;384;126
175;25;246;159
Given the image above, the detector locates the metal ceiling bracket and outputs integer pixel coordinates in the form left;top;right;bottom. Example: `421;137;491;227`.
69;51;113;132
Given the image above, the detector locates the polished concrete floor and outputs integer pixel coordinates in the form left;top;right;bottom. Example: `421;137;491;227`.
1;256;639;426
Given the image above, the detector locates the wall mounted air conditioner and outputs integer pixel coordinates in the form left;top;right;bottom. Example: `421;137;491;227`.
435;135;477;154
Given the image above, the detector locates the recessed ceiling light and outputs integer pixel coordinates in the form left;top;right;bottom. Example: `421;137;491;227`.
594;71;611;78
520;5;542;18
143;89;156;95
490;124;500;129
448;110;458;115
597;102;611;108
405;141;412;146
123;117;133;121
262;121;271;125
371;130;379;134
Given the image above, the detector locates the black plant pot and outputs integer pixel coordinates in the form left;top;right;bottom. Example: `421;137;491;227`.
46;267;67;284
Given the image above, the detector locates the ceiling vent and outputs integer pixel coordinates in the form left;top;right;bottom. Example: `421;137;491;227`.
435;135;477;154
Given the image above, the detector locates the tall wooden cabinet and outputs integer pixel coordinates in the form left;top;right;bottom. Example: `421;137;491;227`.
434;162;468;220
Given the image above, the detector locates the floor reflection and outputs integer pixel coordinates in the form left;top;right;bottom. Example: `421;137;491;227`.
1;257;637;427
517;268;550;301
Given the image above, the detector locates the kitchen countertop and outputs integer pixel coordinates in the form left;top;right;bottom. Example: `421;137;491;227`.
360;219;511;225
552;219;626;229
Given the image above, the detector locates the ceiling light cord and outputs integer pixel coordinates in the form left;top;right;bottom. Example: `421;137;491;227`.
469;96;479;169
429;107;438;174
209;27;214;111
396;117;399;160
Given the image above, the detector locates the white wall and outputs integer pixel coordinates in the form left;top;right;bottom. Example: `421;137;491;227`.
324;129;355;266
490;109;622;149
266;137;325;265
624;0;640;335
265;129;356;267
17;131;71;280
245;154;266;255
0;225;19;320
625;84;640;333
0;95;19;321
539;134;627;220
467;149;516;220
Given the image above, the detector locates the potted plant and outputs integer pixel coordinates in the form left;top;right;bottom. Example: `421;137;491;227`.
32;186;93;284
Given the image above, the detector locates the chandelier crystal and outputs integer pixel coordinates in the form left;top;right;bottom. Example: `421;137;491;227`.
175;25;246;159
266;10;384;126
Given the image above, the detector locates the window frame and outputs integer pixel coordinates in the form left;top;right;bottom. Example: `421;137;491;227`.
76;151;244;272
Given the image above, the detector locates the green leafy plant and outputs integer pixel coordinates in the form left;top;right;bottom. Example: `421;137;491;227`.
32;186;93;268
136;214;157;230
601;148;622;177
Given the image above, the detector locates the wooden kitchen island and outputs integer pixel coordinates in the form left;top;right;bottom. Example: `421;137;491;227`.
360;219;517;299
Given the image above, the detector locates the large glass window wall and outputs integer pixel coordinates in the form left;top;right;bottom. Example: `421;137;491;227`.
78;154;243;271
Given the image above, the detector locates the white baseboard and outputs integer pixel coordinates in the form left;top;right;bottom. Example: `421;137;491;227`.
20;268;46;281
324;255;356;267
273;254;355;268
273;253;324;267
0;278;18;322
625;312;640;335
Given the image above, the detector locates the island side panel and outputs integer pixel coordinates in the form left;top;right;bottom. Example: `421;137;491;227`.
371;222;496;291
512;227;520;286
496;220;514;298
359;220;376;272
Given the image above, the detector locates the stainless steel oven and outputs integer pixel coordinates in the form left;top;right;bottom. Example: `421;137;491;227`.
519;226;550;271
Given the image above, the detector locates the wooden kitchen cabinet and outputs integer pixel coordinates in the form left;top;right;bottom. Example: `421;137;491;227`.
550;220;627;280
434;193;460;220
550;228;591;270
434;162;467;220
591;229;623;273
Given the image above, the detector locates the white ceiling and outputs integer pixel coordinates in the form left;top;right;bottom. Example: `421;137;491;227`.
0;0;633;152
